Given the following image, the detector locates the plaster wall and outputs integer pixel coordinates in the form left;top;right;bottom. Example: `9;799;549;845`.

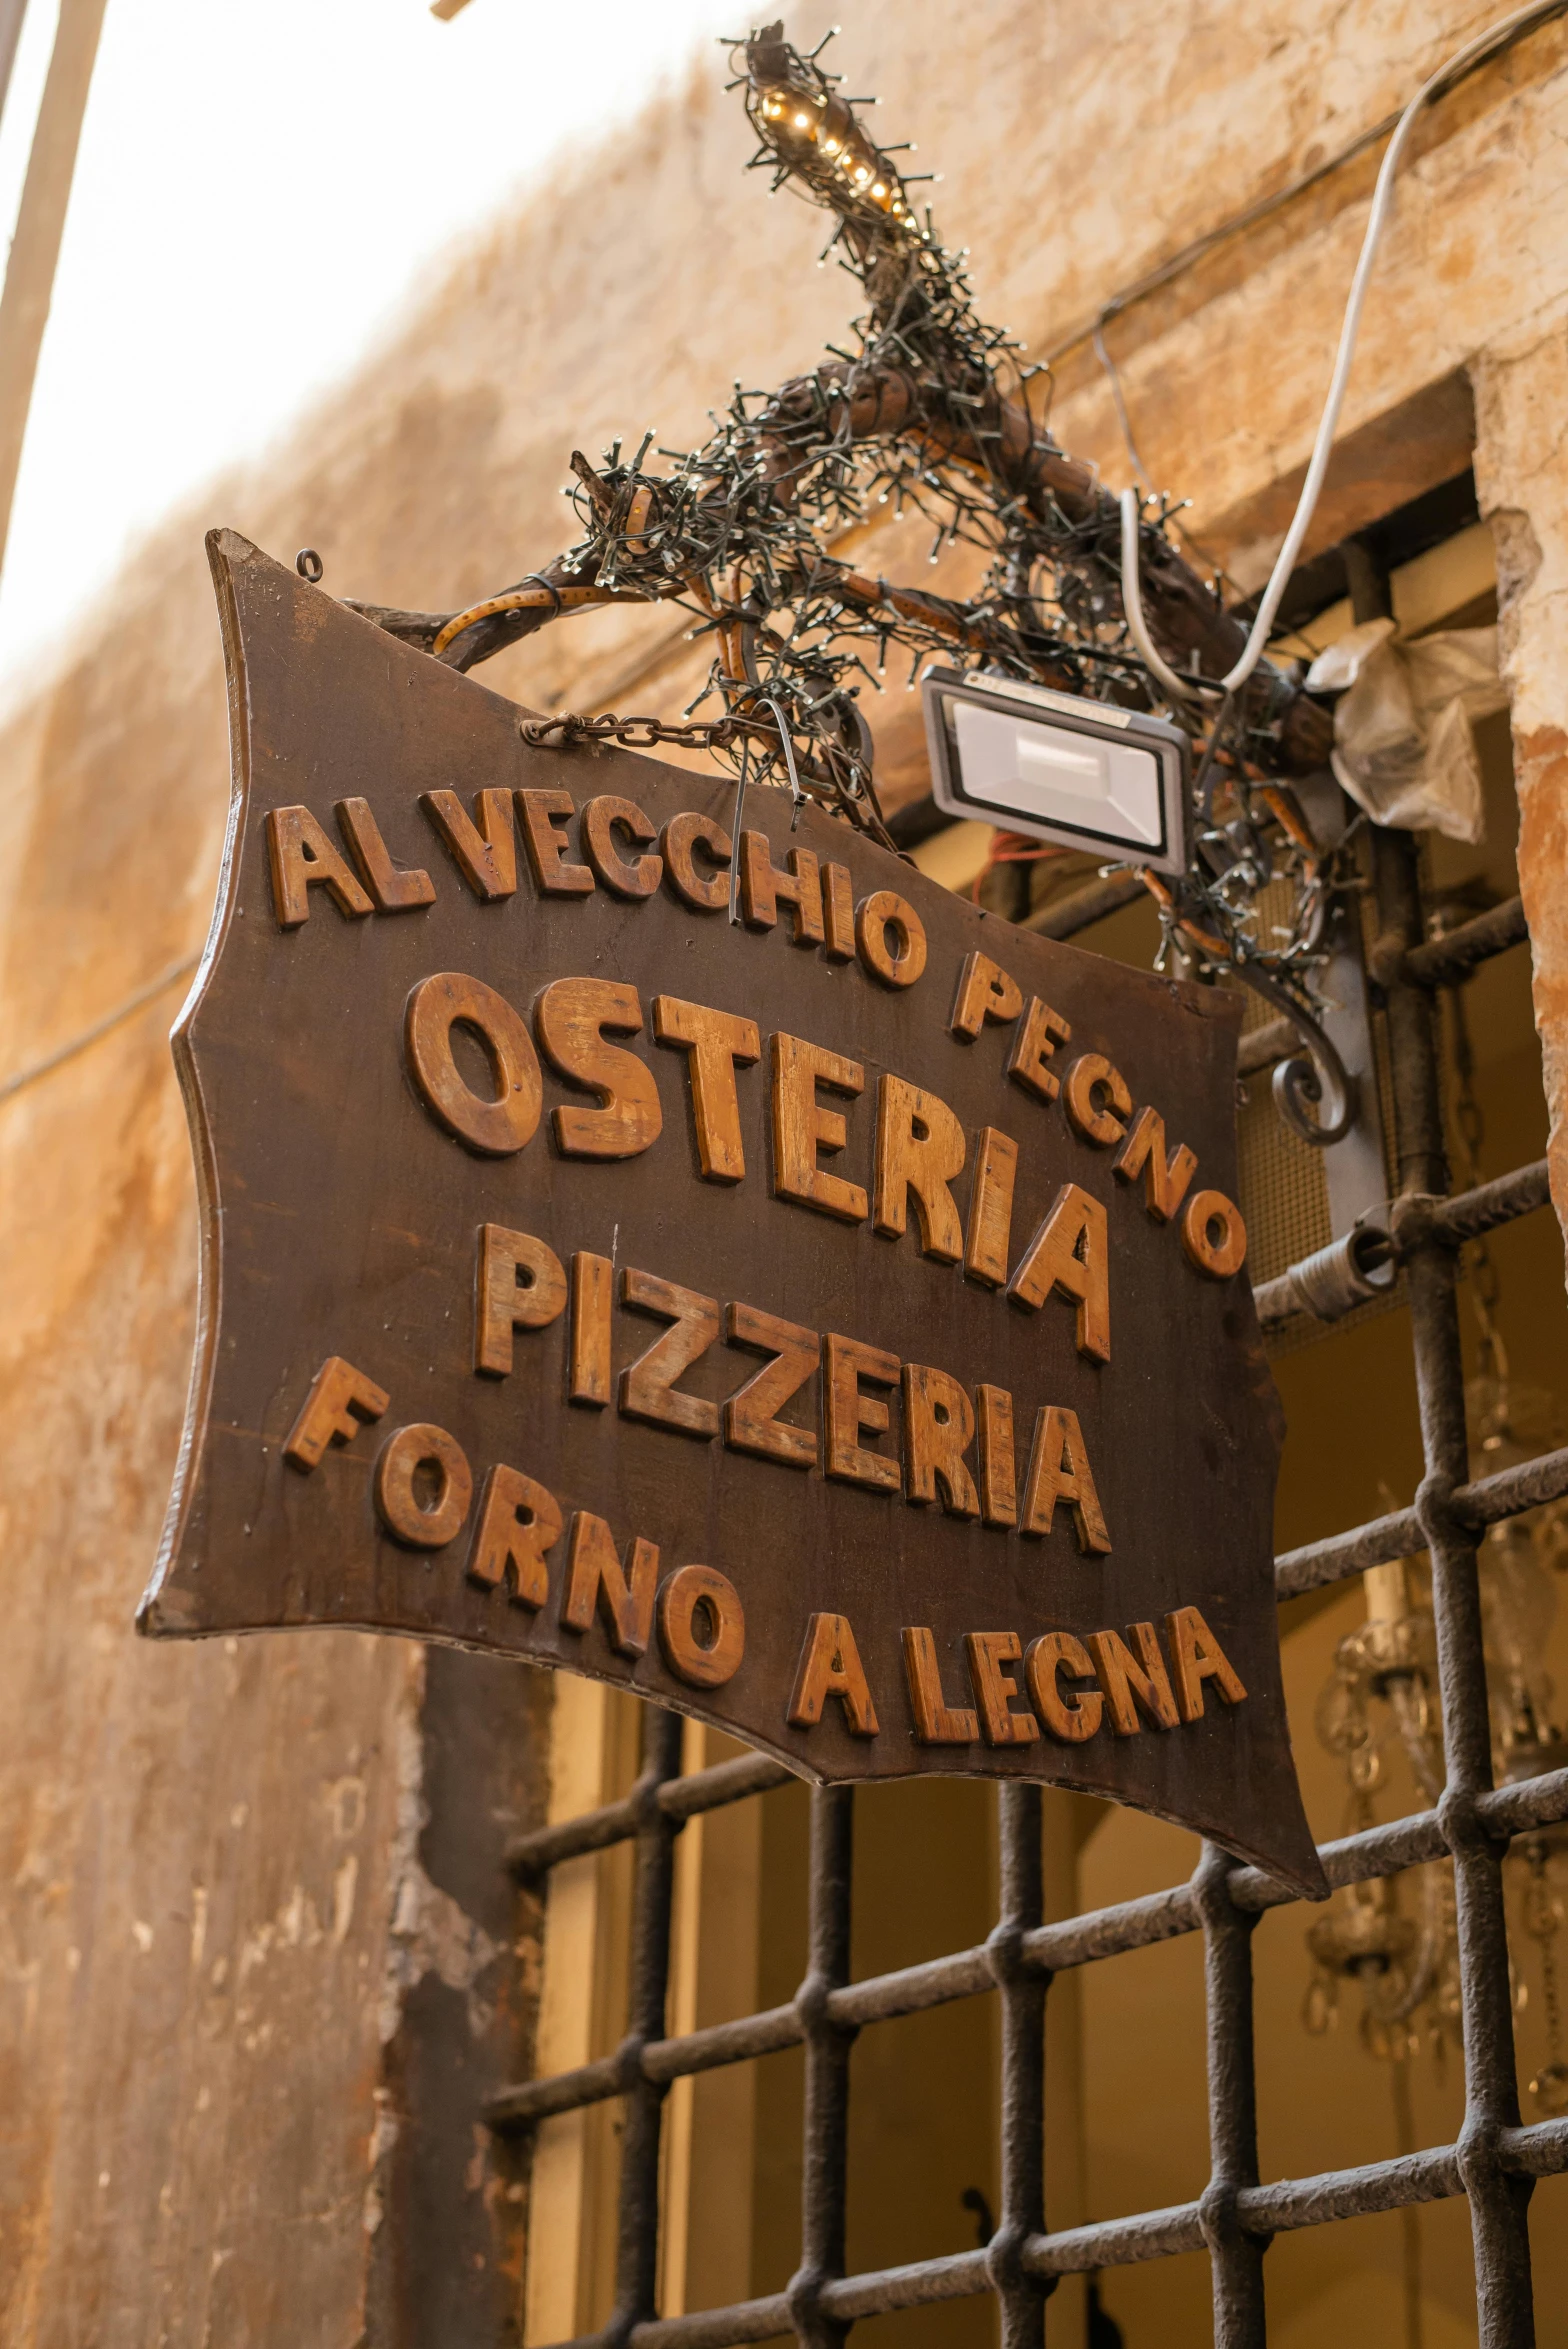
2;2;1568;2339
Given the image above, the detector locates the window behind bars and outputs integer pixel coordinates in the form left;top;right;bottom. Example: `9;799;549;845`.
491;511;1568;2349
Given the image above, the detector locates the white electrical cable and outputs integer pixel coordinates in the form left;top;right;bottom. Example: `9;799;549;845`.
1122;0;1561;701
1119;485;1206;701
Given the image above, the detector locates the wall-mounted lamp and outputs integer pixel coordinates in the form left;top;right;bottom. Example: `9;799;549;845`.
920;664;1189;876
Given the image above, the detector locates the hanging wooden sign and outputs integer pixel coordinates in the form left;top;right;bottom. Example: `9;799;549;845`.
140;534;1324;1895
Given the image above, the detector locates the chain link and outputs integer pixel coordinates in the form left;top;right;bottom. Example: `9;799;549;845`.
518;711;746;753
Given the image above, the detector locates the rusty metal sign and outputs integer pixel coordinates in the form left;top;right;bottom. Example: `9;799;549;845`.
140;533;1323;1894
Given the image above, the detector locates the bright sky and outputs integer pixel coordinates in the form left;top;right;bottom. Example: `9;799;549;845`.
0;0;736;694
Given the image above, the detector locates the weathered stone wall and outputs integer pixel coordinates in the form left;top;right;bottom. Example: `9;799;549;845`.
3;2;1567;2338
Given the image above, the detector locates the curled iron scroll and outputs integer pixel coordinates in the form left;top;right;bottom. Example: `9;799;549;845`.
1236;964;1357;1148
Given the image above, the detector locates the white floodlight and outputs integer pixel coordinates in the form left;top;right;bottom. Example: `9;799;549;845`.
920;665;1189;875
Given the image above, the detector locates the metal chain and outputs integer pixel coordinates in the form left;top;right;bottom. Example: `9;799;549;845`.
518;710;745;752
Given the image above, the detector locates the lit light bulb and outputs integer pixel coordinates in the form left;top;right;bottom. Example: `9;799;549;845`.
794;111;810;128
872;182;886;197
823;138;838;153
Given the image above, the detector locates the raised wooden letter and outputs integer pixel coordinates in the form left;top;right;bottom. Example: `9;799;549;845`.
661;812;731;911
901;1626;977;1744
770;1033;868;1223
405;972;542;1156
1021;1405;1111;1553
1165;1605;1248;1720
950;950;1022;1040
1180;1189;1248;1279
1007;1183;1111;1360
618;1269;721;1440
902;1363;979;1519
873;1075;965;1261
1007;996;1071;1103
658;1564;746;1688
823;1333;901;1492
653;995;760;1184
788;1612;879;1735
335;799;437;913
536;977;663;1158
1024;1633;1104;1743
856;889;927;988
723;1304;819;1470
466;1465;562;1607
964;1127;1019;1288
265;805;373;927
583;794;662;898
284;1355;389;1470
475;1225;567;1376
740;833;824;945
419;787;518;899
976;1384;1016;1528
373;1424;473;1549
822;862;857;961
569;1251;613;1408
1112;1104;1197;1223
518;788;594;895
1087;1624;1180;1736
1063;1053;1132;1147
965;1631;1039;1746
561;1511;659;1657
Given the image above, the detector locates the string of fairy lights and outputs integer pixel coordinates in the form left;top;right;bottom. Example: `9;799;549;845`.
364;20;1348;1022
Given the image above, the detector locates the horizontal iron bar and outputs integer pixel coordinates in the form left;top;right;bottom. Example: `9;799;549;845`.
1274;1442;1568;1598
532;2120;1568;2346
1237;1014;1297;1077
829;1944;993;2028
487;1771;1568;2131
505;1750;793;1877
1023;870;1146;940
626;2292;793;2347
1403;895;1528;987
1432;1157;1552;1246
642;2002;801;2083
1254;1156;1552;1332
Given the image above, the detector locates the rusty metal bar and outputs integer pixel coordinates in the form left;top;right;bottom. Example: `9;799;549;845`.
1237;1015;1298;1077
554;2121;1568;2347
1253;1151;1554;1332
1023;871;1146;939
1274;1443;1568;1598
608;1705;686;2346
989;1783;1048;2342
488;1768;1568;2130
1376;817;1537;2345
789;1785;856;2347
1432;1157;1552;1246
1403;894;1528;987
1193;1844;1267;2344
507;1749;792;1877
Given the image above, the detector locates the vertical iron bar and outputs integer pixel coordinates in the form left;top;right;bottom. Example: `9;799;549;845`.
788;1785;857;2349
1195;1841;1267;2348
607;1702;685;2346
1377;822;1537;2343
987;1783;1048;2346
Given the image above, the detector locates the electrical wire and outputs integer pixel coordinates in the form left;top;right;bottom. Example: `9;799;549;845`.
1120;0;1565;698
1119;486;1207;702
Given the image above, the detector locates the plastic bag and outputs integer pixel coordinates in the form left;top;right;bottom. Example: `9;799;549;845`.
1304;617;1508;845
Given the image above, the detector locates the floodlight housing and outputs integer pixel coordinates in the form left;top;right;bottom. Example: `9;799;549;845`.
921;665;1190;876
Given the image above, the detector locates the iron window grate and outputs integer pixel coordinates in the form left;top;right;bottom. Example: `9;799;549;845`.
490;836;1568;2349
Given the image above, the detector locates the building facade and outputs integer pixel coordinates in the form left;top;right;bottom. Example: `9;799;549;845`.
4;4;1568;2341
